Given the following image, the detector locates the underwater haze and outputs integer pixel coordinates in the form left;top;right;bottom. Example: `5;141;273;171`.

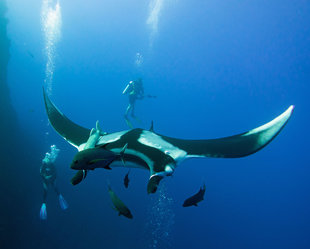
1;0;310;249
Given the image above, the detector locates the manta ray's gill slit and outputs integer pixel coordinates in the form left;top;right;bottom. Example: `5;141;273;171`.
41;0;62;95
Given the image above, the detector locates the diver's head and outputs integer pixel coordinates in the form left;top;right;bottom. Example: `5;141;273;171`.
43;145;60;164
42;153;51;164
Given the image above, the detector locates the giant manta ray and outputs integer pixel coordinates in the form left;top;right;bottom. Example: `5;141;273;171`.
43;90;294;193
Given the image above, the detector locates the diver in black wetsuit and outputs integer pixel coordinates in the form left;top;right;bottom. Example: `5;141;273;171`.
123;78;144;126
123;78;156;128
39;145;68;220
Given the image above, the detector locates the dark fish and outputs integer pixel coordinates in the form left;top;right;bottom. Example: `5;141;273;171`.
70;144;127;171
124;170;130;188
108;184;133;219
70;169;87;185
183;183;206;207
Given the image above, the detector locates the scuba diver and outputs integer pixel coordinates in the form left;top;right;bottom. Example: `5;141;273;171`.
123;78;156;128
39;145;68;220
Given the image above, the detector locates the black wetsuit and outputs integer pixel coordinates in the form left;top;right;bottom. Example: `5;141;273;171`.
125;80;144;117
40;161;59;202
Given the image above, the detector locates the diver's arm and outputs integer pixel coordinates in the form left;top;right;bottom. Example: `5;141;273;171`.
137;90;145;99
47;164;57;179
52;165;57;179
137;87;145;99
40;165;47;178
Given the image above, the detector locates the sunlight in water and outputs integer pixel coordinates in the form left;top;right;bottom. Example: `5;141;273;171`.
146;0;164;47
41;0;62;95
145;182;175;249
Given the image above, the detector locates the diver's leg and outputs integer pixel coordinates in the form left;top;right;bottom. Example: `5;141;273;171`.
52;182;68;210
130;102;142;124
52;181;60;195
43;182;48;202
125;104;132;117
131;103;136;118
124;104;134;128
128;95;136;118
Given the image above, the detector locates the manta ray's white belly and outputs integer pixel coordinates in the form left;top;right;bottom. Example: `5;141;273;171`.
97;131;129;145
138;130;188;163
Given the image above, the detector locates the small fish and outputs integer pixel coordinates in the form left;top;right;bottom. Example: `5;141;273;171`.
124;170;130;188
183;183;206;207
108;184;133;219
70;121;107;185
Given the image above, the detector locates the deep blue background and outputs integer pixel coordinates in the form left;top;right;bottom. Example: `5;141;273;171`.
4;0;310;248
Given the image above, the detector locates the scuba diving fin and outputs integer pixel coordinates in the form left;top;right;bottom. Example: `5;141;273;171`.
58;194;68;210
40;203;47;220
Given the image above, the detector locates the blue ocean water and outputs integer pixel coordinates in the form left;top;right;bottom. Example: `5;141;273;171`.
2;0;310;248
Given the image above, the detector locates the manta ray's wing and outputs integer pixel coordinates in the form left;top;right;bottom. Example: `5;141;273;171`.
43;89;91;148
162;105;294;158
